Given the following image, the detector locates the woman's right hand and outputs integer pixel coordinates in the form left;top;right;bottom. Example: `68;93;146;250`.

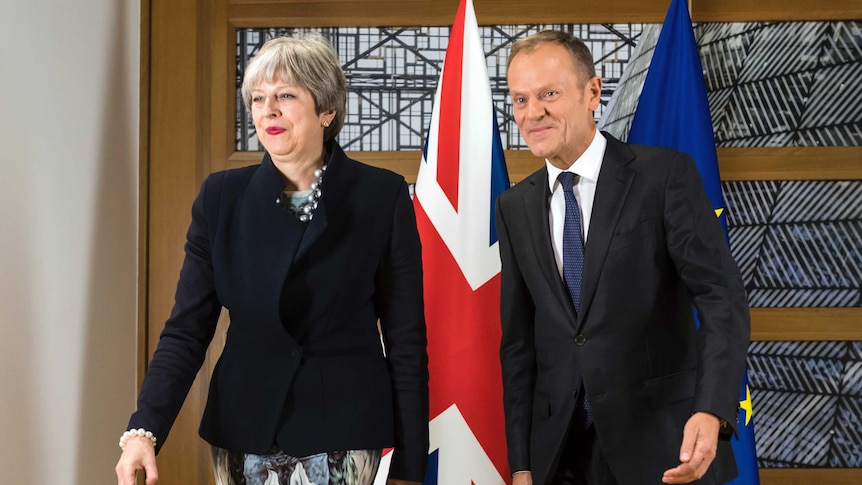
115;437;159;485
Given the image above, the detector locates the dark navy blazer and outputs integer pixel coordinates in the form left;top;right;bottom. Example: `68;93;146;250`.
128;142;429;481
497;133;750;485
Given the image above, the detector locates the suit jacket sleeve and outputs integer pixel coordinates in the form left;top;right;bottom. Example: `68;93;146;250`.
128;175;223;452
663;154;750;432
375;180;430;481
496;196;537;473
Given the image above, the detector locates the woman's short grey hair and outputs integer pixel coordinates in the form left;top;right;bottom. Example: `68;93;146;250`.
241;34;347;141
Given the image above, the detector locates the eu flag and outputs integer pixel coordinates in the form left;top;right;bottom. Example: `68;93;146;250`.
627;0;759;483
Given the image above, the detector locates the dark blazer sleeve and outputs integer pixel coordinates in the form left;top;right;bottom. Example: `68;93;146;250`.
495;195;537;473
128;175;223;452
374;180;429;481
663;153;750;431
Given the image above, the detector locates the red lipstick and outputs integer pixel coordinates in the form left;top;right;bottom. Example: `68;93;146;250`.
266;127;285;135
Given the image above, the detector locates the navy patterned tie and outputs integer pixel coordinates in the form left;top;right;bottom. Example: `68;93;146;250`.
558;171;592;427
558;172;584;313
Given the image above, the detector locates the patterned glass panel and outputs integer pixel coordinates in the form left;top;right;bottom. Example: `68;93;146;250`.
724;180;862;308
602;21;862;147
236;25;645;152
602;22;862;311
749;341;862;467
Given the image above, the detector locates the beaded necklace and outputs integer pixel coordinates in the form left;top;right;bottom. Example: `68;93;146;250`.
277;164;326;223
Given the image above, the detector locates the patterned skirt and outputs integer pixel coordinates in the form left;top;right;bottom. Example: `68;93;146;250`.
211;446;382;485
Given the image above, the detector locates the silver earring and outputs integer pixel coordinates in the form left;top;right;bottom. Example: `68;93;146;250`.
323;120;330;127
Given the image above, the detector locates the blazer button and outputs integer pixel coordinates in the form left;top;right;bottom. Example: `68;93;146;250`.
575;334;587;346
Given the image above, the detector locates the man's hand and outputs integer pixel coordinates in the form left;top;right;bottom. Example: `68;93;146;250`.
512;471;533;485
662;412;721;483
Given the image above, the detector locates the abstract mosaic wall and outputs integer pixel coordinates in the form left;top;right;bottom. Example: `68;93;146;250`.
748;341;861;467
723;180;861;308
236;25;644;151
236;21;862;468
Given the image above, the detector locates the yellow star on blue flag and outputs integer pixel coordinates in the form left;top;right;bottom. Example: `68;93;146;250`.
740;385;753;426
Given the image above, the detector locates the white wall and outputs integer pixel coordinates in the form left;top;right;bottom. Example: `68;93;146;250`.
0;1;139;483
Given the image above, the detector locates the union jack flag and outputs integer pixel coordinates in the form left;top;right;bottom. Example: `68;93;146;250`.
375;0;511;483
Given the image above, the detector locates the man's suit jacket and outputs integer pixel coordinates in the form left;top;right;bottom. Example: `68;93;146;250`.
128;142;429;481
496;133;750;485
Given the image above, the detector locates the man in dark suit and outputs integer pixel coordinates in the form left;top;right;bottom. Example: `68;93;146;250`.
496;31;750;485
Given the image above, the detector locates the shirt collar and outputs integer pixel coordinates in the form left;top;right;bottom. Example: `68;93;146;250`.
546;130;606;193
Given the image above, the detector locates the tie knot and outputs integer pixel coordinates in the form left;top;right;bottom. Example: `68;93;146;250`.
558;171;576;190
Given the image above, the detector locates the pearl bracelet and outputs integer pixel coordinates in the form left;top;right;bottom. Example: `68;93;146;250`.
119;428;157;450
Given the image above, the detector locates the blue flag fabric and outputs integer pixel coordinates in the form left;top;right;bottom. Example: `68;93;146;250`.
627;0;759;483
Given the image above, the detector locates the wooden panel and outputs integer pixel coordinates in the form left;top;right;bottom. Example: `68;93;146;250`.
146;0;215;483
718;147;862;181
761;468;862;484
694;0;862;22
227;0;669;26
226;149;264;169
229;148;862;183
138;0;151;388
227;150;547;183
751;308;862;341
226;0;862;26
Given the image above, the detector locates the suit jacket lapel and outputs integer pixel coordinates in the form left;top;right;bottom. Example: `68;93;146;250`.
578;134;635;327
522;168;578;324
241;153;306;324
294;141;352;261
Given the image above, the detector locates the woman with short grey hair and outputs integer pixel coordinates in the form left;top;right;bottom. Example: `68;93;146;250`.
116;34;429;485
